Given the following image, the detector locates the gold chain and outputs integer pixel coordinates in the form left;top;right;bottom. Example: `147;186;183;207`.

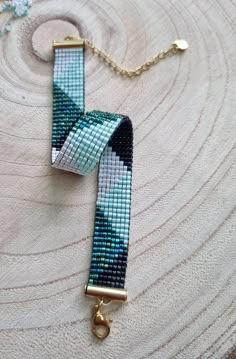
64;37;189;78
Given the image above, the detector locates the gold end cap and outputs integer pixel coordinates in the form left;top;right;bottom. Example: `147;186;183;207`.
85;285;128;302
53;38;85;49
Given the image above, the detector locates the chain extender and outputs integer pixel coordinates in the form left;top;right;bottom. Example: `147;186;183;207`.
64;37;189;77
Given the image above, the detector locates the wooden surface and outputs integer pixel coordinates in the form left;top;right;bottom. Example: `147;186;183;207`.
0;0;235;358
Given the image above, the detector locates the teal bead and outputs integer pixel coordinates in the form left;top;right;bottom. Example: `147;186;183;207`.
2;4;15;11
5;22;12;32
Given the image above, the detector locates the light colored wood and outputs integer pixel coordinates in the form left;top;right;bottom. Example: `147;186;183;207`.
0;0;235;358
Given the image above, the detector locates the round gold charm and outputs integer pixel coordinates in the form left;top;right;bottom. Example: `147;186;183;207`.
173;39;189;51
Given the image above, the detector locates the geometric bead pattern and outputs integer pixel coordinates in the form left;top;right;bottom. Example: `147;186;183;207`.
52;46;133;289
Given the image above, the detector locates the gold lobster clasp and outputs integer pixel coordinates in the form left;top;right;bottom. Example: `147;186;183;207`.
92;299;113;339
85;285;127;339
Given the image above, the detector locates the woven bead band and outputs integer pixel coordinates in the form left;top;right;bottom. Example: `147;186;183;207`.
52;44;133;290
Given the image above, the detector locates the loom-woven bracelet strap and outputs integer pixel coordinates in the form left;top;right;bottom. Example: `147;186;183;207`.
52;39;133;339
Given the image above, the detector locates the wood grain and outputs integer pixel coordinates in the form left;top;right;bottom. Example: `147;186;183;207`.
0;0;235;358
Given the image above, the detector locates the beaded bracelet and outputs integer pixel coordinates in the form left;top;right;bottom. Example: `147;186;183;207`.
51;36;188;339
52;39;133;339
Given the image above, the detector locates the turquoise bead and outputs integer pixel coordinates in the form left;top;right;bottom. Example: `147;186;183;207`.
5;22;12;32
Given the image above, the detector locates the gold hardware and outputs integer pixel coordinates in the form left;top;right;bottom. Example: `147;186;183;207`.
61;36;188;77
92;298;112;339
173;39;189;51
85;284;127;301
85;285;127;338
53;38;85;49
